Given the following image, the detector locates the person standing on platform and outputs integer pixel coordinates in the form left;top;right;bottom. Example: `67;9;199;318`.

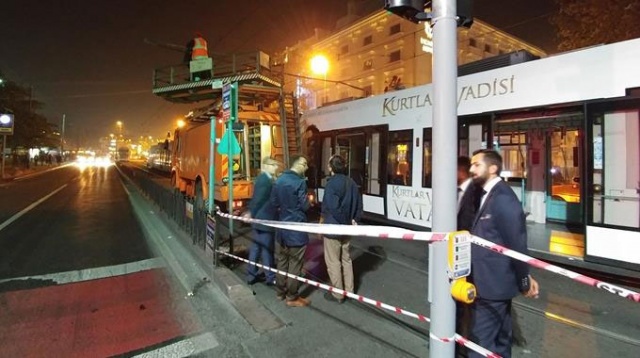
457;156;482;231
321;155;362;304
467;149;539;358
455;155;482;358
270;154;311;307
245;157;279;286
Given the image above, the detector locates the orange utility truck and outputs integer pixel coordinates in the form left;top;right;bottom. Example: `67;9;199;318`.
171;108;287;212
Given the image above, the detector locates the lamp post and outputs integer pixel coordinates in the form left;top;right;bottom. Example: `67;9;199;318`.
310;54;329;105
115;121;123;160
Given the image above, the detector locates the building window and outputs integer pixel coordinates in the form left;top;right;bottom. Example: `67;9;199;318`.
484;44;492;53
388;130;412;186
363;59;373;70
363;35;373;46
340;45;349;55
389;24;401;35
469;38;477;47
389;50;401;63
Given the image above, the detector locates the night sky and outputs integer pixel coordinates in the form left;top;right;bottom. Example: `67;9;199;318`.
0;0;556;148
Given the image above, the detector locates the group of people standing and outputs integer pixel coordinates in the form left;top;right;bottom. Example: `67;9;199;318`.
244;149;538;358
245;154;362;308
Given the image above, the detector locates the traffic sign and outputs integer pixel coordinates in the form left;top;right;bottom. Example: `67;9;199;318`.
222;83;231;121
217;130;241;155
0;113;14;135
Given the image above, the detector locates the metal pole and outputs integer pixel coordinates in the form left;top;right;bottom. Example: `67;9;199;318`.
208;116;216;214
61;114;66;154
1;134;6;179
227;82;237;235
227;117;234;235
429;0;458;357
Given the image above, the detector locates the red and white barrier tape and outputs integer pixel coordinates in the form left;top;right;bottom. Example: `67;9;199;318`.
217;210;640;303
216;249;500;358
470;235;640;303
216;210;447;242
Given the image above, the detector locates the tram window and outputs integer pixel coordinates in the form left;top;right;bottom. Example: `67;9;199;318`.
423;128;432;187
387;130;412;186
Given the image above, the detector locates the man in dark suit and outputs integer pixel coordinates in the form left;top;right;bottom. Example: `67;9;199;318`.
467;149;539;358
245;157;279;285
457;156;483;231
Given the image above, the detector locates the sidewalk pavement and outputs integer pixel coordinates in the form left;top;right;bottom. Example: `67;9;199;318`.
123;172;431;357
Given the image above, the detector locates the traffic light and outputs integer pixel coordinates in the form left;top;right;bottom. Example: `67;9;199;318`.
384;0;428;23
0;113;14;135
384;0;473;28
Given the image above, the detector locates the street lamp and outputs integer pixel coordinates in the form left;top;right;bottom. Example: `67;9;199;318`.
177;119;186;128
310;54;329;77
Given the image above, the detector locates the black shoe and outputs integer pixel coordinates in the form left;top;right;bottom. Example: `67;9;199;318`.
323;292;345;304
247;276;265;285
265;279;276;286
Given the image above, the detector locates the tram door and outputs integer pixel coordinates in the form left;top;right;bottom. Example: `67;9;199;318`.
334;128;384;196
337;133;367;191
546;127;583;223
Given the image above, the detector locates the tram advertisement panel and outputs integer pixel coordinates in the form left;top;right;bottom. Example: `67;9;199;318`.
387;185;433;227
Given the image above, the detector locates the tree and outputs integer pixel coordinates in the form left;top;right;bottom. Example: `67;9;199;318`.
550;0;640;51
0;73;58;149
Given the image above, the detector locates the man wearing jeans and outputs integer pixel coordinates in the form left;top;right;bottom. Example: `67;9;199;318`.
245;157;279;285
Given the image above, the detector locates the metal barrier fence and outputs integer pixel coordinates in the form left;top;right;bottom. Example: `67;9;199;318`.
118;165;245;268
118;166;211;251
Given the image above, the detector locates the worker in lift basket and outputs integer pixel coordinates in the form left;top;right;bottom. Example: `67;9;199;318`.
184;32;210;81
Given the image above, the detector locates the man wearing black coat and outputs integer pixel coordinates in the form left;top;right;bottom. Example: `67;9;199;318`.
245;157;279;285
270;154;311;307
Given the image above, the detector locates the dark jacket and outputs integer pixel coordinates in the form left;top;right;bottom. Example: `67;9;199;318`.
270;169;310;246
321;174;363;238
249;172;275;232
457;181;483;231
469;180;530;300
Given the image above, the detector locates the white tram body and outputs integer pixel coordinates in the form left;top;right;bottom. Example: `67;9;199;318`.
301;38;640;271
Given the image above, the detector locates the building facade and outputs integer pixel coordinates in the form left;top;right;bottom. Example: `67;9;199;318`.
281;8;546;111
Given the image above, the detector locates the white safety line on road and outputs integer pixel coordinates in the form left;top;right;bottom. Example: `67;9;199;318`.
132;332;219;358
0;257;165;285
12;163;75;182
0;184;68;233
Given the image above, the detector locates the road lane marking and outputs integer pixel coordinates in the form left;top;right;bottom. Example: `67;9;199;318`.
0;257;165;285
132;332;219;358
0;184;68;232
12;163;75;182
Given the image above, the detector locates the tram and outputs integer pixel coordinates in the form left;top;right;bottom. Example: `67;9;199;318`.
147;142;171;173
301;38;640;272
